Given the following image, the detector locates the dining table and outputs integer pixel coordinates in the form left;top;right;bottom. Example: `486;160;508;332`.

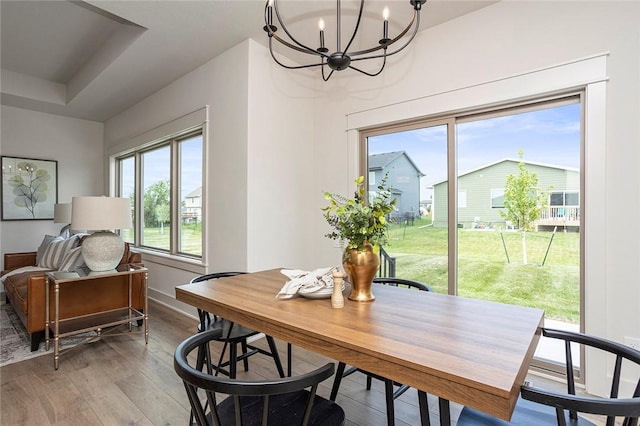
175;268;544;426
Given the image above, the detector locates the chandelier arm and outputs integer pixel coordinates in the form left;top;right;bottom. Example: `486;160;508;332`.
271;0;324;57
268;40;326;70
349;11;417;57
341;0;366;56
350;13;421;61
321;64;335;82
270;32;330;57
348;55;386;77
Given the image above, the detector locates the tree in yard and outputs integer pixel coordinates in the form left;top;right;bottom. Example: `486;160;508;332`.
500;151;549;265
144;180;170;229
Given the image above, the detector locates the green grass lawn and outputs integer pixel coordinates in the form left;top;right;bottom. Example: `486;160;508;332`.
385;217;580;323
124;216;579;323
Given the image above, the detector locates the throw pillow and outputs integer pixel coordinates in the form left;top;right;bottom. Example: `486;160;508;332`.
38;234;82;270
58;247;85;271
36;235;63;265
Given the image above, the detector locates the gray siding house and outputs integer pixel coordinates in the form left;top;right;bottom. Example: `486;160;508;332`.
432;159;580;230
369;151;425;222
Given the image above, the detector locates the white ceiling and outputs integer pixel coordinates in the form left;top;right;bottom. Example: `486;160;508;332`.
0;0;496;122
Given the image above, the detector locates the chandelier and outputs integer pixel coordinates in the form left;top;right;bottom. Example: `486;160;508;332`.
263;0;427;81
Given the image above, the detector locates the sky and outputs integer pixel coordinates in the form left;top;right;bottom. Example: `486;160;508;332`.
120;134;202;202
368;103;581;200
122;104;580;204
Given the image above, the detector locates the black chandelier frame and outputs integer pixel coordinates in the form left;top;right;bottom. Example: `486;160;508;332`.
263;0;427;81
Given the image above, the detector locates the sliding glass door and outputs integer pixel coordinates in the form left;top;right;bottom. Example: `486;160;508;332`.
362;94;584;374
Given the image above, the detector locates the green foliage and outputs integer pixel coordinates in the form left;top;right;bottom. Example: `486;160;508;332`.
499;151;549;231
8;161;51;218
322;174;397;250
144;180;170;227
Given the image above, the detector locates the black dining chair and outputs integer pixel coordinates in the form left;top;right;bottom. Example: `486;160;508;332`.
457;327;640;426
329;277;433;426
190;272;286;379
174;328;346;426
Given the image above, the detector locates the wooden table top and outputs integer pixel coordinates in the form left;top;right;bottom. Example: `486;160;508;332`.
175;268;543;420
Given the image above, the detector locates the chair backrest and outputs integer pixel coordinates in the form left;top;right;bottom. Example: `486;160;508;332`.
174;329;342;426
190;272;247;327
372;277;432;292
521;327;640;426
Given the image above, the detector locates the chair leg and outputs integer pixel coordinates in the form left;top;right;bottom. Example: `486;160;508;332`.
384;379;395;426
265;336;285;378
287;342;292;377
366;374;373;390
241;340;250;372
229;342;238;379
330;362;347;401
418;391;431;426
438;397;450;426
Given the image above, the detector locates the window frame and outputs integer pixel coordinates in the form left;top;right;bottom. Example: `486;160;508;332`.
359;92;585;380
115;127;204;262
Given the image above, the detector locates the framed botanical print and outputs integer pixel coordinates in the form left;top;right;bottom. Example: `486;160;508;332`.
1;156;58;220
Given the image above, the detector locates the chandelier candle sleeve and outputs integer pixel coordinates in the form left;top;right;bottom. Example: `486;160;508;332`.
383;7;389;40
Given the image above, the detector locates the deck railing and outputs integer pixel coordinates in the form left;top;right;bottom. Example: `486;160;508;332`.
539;206;580;222
378;246;396;278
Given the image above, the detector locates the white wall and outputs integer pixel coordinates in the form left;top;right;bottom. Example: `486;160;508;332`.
0;106;103;261
104;39;319;312
101;0;639;397
246;41;319;271
288;1;639;397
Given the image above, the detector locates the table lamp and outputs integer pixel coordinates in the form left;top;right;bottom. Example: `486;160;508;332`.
53;203;72;238
71;196;132;272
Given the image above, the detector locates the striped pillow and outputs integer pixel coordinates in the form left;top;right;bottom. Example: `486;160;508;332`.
58;246;85;271
38;234;82;269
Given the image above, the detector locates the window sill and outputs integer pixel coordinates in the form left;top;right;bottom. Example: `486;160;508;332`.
133;247;206;274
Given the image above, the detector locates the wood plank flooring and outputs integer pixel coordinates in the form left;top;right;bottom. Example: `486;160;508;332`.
0;300;604;426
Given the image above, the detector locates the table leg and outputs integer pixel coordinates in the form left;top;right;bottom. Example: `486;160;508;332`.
438;397;451;426
45;277;50;351
54;281;60;370
144;271;149;344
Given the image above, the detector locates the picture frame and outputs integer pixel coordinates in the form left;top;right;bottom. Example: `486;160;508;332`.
1;156;58;221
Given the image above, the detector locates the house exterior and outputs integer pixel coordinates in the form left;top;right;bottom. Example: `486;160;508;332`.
368;151;425;223
182;186;202;223
432;159;580;231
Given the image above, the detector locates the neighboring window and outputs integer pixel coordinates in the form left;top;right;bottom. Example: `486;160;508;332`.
550;191;579;206
491;188;505;208
369;171;376;186
458;190;467;208
116;128;204;258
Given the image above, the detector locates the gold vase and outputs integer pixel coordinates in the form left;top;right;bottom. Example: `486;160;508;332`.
343;242;379;302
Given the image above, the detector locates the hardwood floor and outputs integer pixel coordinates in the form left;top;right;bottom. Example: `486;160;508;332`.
0;300;444;425
0;300;604;426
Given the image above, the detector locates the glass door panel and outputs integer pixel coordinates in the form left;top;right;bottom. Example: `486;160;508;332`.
456;101;582;370
367;123;449;293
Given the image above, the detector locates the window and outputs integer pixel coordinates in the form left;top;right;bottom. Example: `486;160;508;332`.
490;188;505;208
550;191;579;206
116;128;203;258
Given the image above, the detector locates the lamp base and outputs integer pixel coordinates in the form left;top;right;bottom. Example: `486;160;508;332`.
81;231;125;272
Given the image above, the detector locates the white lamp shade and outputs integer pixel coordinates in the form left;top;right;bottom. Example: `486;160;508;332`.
53;203;72;223
71;196;132;231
